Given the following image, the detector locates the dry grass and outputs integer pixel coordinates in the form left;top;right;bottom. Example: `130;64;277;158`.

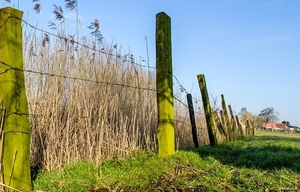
22;28;209;170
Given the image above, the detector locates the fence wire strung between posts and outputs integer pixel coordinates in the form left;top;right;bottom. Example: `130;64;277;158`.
0;9;209;170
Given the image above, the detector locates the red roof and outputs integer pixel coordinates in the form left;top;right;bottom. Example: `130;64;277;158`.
263;123;287;129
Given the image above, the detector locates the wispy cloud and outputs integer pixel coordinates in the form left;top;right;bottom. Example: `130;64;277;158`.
64;12;85;21
243;36;289;45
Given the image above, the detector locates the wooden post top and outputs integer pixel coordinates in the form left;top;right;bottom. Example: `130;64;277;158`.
0;6;23;19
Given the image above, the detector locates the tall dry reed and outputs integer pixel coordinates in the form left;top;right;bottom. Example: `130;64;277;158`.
22;27;208;170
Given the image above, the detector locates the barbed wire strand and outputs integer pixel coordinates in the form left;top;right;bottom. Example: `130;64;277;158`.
0;10;199;102
0;10;203;116
1;59;204;118
6;110;199;130
0;60;156;92
0;10;155;70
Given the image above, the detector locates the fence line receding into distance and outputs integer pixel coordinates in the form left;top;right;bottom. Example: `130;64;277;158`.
0;8;252;174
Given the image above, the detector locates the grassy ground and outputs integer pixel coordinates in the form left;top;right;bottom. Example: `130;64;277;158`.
33;130;300;191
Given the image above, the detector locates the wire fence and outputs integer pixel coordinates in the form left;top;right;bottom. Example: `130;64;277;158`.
0;60;156;92
0;59;202;115
0;11;205;112
0;8;206;122
0;8;204;115
0;9;210;169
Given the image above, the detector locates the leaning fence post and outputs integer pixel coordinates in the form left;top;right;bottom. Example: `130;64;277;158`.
197;74;217;146
228;105;237;139
250;121;255;135
186;94;199;147
220;110;228;140
235;115;245;137
246;120;250;136
156;12;175;156
212;111;227;142
221;94;233;141
0;7;32;191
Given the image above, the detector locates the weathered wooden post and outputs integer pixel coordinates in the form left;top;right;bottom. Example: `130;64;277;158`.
228;105;237;139
219;110;228;140
156;12;175;156
235;115;245;137
0;7;32;191
186;94;199;147
212;111;227;141
221;95;233;141
250;121;255;135
197;74;217;146
246;120;250;136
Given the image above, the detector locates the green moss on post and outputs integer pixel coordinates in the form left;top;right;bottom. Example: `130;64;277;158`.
221;94;233;141
0;7;32;191
228;104;237;140
219;110;228;140
250;121;255;135
212;111;227;142
197;74;217;146
235;115;245;138
246;120;250;136
156;12;175;157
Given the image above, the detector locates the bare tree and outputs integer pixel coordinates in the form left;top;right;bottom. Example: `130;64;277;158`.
258;107;279;123
239;108;264;127
238;107;247;117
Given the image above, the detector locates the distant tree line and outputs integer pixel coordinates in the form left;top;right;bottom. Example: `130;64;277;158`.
238;107;281;127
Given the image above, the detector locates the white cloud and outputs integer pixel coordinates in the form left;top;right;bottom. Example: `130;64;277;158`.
243;36;289;45
64;12;86;21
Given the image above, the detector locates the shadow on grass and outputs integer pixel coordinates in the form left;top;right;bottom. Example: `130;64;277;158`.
190;134;300;172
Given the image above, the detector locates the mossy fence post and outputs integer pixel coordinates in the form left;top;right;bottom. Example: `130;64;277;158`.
186;93;199;147
235;115;245;137
156;12;175;157
250;121;255;135
212;111;227;141
0;7;32;191
220;110;228;140
221;94;233;141
246;120;250;136
197;74;217;146
228;104;237;139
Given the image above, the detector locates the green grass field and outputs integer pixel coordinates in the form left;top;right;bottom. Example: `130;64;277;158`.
33;130;300;191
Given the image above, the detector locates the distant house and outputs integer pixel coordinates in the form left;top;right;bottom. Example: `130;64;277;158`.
262;123;287;132
288;125;300;132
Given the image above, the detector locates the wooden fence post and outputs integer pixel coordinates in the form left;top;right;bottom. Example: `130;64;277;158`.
228;105;237;139
246;120;250;136
250;121;255;135
0;7;32;191
221;94;233;141
220;110;228;140
197;74;217;146
186;94;199;148
212;111;227;142
156;12;175;156
235;115;245;138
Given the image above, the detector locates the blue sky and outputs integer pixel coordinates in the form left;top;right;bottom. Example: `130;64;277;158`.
2;0;300;125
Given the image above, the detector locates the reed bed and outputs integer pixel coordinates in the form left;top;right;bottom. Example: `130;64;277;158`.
22;28;208;170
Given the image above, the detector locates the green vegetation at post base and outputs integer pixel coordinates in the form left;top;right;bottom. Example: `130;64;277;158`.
33;131;300;191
